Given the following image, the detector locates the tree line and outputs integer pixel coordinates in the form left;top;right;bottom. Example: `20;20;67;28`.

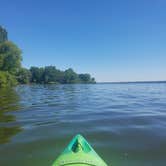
18;66;95;84
0;26;95;88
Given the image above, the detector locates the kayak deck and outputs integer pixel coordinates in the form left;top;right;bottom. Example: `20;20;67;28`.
52;134;108;166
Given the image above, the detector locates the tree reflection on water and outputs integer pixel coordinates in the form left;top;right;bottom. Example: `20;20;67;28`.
0;87;22;144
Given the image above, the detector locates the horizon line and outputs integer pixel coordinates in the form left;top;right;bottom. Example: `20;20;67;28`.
97;80;166;84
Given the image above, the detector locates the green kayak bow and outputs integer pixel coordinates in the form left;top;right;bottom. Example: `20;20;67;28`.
52;134;108;166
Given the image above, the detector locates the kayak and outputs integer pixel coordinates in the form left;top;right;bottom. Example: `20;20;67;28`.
52;134;108;166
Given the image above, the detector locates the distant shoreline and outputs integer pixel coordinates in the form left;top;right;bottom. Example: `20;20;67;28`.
98;81;166;84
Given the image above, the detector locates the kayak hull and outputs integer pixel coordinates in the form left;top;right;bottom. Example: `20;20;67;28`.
52;134;108;166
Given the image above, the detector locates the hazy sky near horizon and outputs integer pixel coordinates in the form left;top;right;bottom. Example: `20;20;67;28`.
0;0;166;82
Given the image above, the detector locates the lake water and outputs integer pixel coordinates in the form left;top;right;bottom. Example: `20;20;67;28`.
0;83;166;166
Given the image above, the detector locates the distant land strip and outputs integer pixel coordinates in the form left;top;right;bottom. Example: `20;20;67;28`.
98;81;166;84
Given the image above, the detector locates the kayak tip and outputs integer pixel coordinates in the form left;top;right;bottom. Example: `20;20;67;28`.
52;134;108;166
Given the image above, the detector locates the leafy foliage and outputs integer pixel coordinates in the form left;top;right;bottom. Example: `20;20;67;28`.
78;74;95;83
0;27;95;88
29;66;95;84
30;67;44;83
43;66;64;84
64;68;79;83
0;41;22;88
0;71;17;88
16;68;31;84
0;41;22;75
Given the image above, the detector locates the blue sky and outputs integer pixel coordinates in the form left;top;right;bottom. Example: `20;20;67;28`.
0;0;166;82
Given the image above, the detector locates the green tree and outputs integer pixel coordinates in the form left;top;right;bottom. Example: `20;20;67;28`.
43;66;57;83
64;68;79;83
43;66;64;84
16;68;31;84
29;67;96;84
0;26;96;87
0;41;22;75
0;71;17;88
79;74;91;83
78;74;96;83
30;67;44;83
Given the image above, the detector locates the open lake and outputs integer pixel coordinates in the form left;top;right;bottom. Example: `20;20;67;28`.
0;83;166;166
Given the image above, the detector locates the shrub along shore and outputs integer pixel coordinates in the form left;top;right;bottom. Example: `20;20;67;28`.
0;26;95;88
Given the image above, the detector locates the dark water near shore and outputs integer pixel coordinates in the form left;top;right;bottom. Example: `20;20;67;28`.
0;83;166;166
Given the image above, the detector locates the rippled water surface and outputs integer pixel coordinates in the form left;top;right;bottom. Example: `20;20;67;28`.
0;83;166;166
